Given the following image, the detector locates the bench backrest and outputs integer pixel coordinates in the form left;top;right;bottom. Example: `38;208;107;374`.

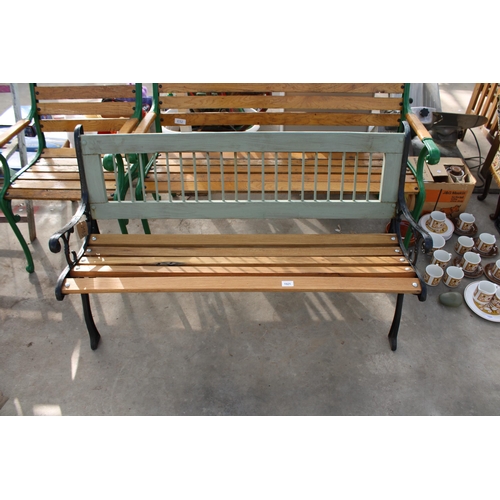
152;83;410;132
465;83;498;144
76;123;410;223
29;84;144;140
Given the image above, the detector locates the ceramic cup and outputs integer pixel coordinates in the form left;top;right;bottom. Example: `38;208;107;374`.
424;264;444;286
489;289;500;312
476;233;496;254
457;213;475;231
473;281;497;310
426;211;447;232
455;235;475;255
443;266;464;288
431;249;452;269
430;233;446;252
490;259;500;281
459;251;481;273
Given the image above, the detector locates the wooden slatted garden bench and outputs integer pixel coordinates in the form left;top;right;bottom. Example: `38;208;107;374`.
135;83;440;220
0;83;144;272
49;120;432;352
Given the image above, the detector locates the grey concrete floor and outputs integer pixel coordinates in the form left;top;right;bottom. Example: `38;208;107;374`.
1;84;500;417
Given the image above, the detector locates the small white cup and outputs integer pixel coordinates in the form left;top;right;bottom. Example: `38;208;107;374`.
491;259;500;281
459;251;481;273
476;233;496;253
457;213;475;231
473;281;497;310
489;289;500;312
431;249;452;269
430;233;446;252
426;211;447;232
455;235;475;255
424;264;444;286
443;266;464;288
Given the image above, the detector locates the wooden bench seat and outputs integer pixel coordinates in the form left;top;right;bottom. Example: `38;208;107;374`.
50;119;432;353
0;83;144;272
64;233;420;295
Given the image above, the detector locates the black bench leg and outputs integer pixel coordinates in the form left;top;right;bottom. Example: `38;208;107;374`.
81;294;101;350
388;294;404;351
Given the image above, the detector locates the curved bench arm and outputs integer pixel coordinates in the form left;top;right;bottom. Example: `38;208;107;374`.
405;112;441;223
0;119;31;149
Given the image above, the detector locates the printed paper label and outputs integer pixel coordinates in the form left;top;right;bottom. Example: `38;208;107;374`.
174;118;187;125
282;281;294;287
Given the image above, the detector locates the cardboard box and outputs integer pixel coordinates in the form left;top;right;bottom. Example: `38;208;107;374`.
408;157;476;218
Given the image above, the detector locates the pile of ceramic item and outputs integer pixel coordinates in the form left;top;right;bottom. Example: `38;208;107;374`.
419;210;500;323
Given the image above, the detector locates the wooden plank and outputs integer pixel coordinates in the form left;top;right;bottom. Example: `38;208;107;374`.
35;85;137;100
160;112;401;127
4;189;83;200
79;255;409;266
89;233;398;247
160;95;403;111
84;246;402;258
70;264;415;278
40;119;131;133
39;148;76;158
157;83;405;94
61;275;421;294
7;180;115;190
37;101;135;116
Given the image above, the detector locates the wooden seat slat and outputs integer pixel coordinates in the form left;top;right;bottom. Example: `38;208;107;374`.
85;246;402;258
70;264;415;278
4;189;83;200
88;233;398;247
62;275;421;295
79;255;407;266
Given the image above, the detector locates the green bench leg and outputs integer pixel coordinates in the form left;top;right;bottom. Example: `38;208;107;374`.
0;197;35;273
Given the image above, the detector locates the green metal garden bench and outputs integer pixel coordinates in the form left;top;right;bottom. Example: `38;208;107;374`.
0;83;144;272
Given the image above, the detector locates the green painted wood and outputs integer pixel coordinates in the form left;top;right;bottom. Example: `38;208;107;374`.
80;131;405;155
90;199;397;221
80;130;404;222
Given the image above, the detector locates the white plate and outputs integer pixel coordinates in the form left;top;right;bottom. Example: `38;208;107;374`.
464;281;500;322
419;214;455;241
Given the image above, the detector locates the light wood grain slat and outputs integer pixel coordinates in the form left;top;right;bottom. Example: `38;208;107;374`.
35;85;137;100
79;255;409;266
61;275;421;294
89;233;397;247
85;246;402;258
157;83;405;94
160;112;401;127
37;102;135;116
70;264;414;278
4;189;83;200
160;95;403;111
40;119;131;133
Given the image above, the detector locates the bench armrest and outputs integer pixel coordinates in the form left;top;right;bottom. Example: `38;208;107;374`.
0;118;31;148
406;112;440;165
118;117;140;134
133;110;157;134
405;112;441;221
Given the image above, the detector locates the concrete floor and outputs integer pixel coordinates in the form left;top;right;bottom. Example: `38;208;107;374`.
1;83;500;416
